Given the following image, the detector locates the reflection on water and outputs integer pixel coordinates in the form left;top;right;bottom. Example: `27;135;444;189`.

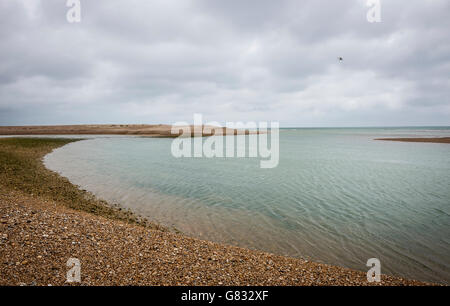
44;127;450;284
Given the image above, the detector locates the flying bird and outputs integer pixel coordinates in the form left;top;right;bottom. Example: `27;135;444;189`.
338;57;343;61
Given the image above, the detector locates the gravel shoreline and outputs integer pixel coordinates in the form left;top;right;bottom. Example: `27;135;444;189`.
0;190;431;286
0;138;433;286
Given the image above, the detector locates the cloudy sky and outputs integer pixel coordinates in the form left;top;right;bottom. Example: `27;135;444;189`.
1;0;449;127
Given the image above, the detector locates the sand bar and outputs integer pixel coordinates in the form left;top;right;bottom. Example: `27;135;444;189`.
375;137;450;144
0;124;257;137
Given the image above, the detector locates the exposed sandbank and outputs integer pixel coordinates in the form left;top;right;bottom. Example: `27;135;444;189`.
375;137;450;144
0;124;258;137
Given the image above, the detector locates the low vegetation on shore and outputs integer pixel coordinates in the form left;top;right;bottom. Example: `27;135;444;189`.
0;137;160;229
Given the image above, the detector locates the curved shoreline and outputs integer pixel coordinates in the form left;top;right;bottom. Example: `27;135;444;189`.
0;137;435;285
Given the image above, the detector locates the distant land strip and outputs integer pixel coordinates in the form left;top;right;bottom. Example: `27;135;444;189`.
375;137;450;144
0;124;258;138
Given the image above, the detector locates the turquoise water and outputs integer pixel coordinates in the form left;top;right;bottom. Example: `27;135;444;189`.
44;127;450;283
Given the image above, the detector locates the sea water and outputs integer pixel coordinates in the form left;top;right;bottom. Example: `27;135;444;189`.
44;127;450;283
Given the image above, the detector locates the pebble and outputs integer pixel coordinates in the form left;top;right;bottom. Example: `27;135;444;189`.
0;171;434;286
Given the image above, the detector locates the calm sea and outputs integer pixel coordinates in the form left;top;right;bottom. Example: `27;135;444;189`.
44;127;450;284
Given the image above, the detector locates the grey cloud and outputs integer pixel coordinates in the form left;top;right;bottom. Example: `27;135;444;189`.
0;0;449;126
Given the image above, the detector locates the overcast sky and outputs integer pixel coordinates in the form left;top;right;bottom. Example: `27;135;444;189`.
0;0;449;127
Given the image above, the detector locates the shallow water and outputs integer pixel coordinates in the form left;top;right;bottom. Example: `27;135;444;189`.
44;127;450;283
